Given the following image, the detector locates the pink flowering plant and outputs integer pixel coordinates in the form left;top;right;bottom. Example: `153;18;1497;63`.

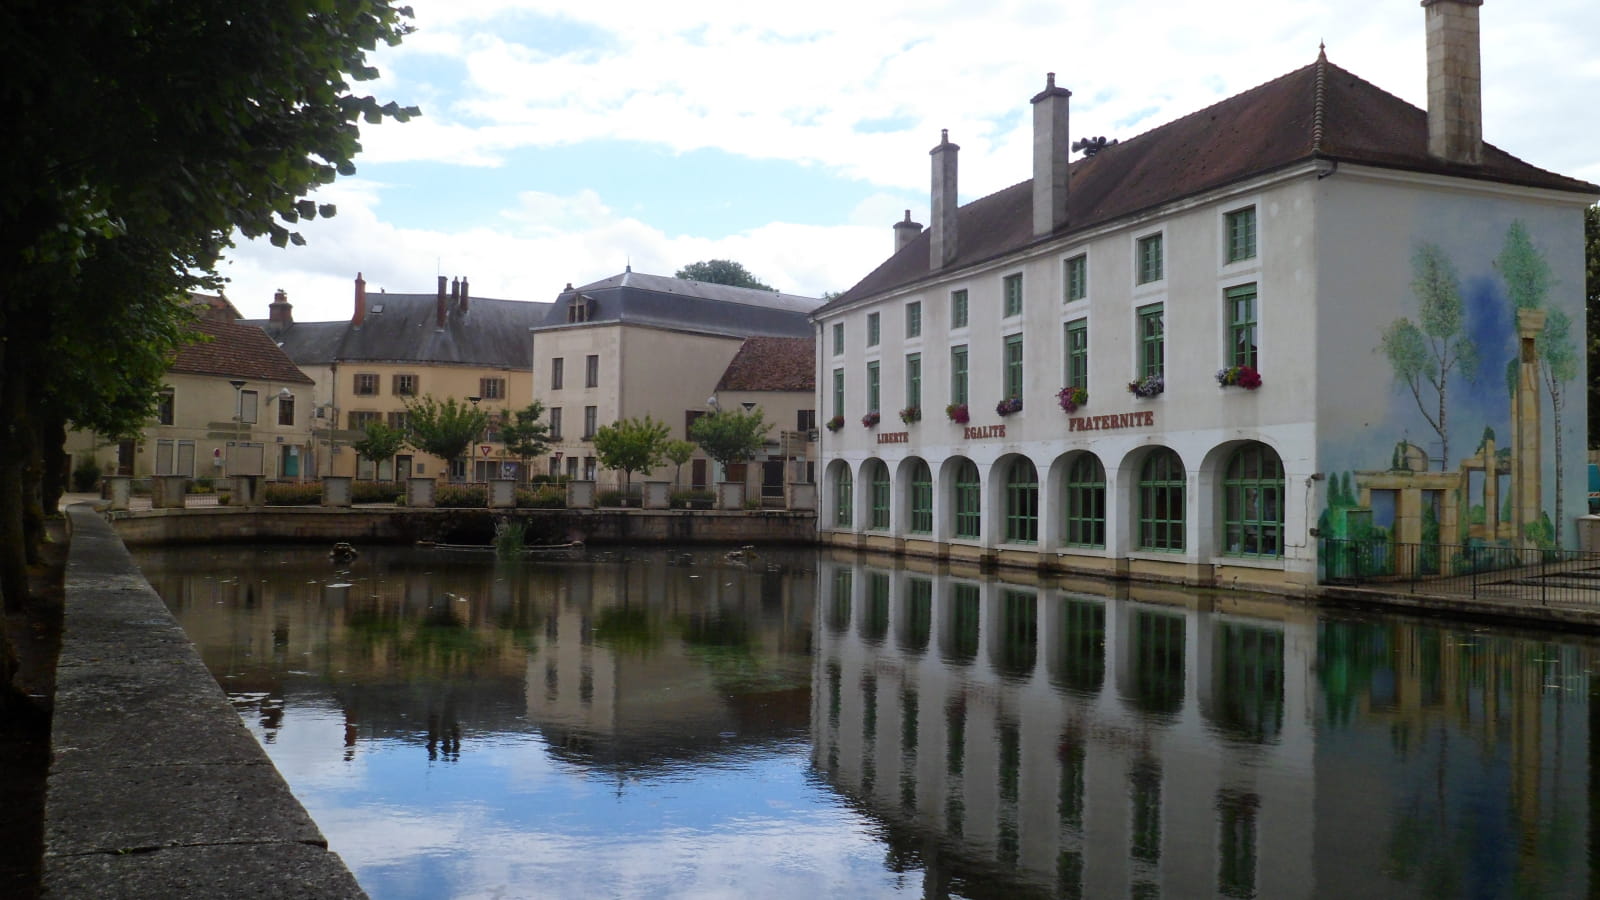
1128;375;1164;398
945;402;970;424
995;397;1023;416
1216;365;1262;390
825;414;845;432
899;406;921;424
1056;386;1087;413
861;410;881;428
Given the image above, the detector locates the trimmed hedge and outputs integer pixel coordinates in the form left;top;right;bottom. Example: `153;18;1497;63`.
352;480;404;503
516;487;566;508
263;482;323;505
436;484;487;508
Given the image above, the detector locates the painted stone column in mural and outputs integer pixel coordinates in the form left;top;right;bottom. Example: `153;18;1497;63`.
1512;307;1545;547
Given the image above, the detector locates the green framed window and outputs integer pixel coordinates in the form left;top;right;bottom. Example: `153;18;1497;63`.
834;466;853;528
997;591;1037;680
1003;457;1039;544
906;301;921;338
946;583;980;664
1227;283;1257;369
1213;623;1284;743
909;459;933;534
950;345;969;406
1003;273;1023;317
906;353;921;409
865;573;890;644
1225;206;1257;263
902;579;932;654
1138;304;1164;380
868;461;890;531
1053;598;1105;696
953;458;981;539
867;312;880;347
1065;319;1088;391
1137;233;1164;284
1063;453;1106;547
1218;790;1261;899
1222;442;1284;558
832;322;843;356
832;368;844;418
1137;448;1185;551
951;289;968;328
866;360;880;412
1064;254;1087;302
1132;610;1186;717
1003;333;1024;400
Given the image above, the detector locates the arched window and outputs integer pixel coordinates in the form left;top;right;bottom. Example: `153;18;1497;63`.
868;461;891;531
1063;454;1106;548
834;466;853;528
1004;457;1039;544
1222;443;1284;558
1137;449;1185;551
909;460;933;534
953;459;981;539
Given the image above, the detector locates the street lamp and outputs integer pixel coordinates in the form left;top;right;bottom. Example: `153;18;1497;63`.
228;379;246;475
466;395;481;482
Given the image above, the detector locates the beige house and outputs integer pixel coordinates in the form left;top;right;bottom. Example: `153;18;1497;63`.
67;307;317;481
531;270;820;495
709;336;818;499
255;275;550;480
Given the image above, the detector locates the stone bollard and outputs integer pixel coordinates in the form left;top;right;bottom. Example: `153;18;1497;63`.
489;478;517;509
322;475;353;508
407;476;436;508
641;481;670;510
786;482;817;511
104;476;132;511
151;475;189;509
232;475;262;507
565;480;595;509
716;481;746;510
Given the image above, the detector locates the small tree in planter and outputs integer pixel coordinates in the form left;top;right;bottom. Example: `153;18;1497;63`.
689;407;771;495
499;401;553;480
351;422;406;479
404;395;490;482
663;439;696;487
592;415;671;503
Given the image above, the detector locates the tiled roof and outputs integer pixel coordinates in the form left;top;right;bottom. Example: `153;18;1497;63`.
539;270;820;339
717;337;816;392
251;294;551;369
820;56;1598;313
170;319;315;384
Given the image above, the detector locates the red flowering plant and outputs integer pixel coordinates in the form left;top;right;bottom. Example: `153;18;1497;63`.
995;397;1023;416
1056;386;1087;413
1216;365;1262;390
899;406;921;424
861;411;881;428
945;403;970;424
825;415;845;432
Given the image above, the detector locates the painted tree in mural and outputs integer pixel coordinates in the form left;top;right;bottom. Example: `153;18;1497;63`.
1497;220;1575;539
1380;243;1478;470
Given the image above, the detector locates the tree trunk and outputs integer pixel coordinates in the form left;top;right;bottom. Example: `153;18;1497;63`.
0;353;30;612
40;414;66;516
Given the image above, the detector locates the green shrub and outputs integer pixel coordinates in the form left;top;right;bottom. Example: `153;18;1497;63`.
187;477;214;494
744;497;763;510
263;482;323;505
71;457;101;492
597;489;627;507
671;490;713;509
217;492;232;506
436;484;487;508
515;487;565;508
352;480;404;503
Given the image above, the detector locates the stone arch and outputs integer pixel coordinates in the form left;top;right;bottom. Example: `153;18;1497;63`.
895;456;934;537
861;458;892;532
940;455;982;541
1050;450;1108;549
825;458;855;531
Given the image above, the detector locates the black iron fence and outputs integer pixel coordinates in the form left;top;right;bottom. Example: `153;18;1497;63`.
1320;538;1600;606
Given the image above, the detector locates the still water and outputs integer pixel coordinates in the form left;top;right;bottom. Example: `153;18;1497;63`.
131;544;1599;899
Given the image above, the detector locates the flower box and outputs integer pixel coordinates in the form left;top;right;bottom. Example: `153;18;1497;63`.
995;397;1023;416
1216;365;1262;389
1056;386;1087;414
861;411;881;428
945;403;970;424
899;406;921;424
1128;375;1164;399
825;415;845;432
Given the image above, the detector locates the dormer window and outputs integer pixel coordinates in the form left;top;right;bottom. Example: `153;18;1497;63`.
566;296;595;323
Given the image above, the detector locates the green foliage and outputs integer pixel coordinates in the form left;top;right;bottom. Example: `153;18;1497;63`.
515;487;566;509
689;408;772;470
403;395;489;476
352;480;404;503
597;490;626;508
671;490;714;509
1495;220;1552;311
493;521;525;559
1381;242;1477;467
592;415;671;490
71;457;100;492
674;260;773;290
263;482;323;505
499;402;552;468
351;422;406;469
663;439;696;485
435;484;487;508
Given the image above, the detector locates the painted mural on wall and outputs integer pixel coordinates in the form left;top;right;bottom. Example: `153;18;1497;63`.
1320;220;1579;572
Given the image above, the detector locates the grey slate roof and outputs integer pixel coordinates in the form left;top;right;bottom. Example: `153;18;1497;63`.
251;294;551;369
539;269;820;339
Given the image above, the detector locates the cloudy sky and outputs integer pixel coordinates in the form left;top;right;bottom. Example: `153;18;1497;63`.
220;0;1600;322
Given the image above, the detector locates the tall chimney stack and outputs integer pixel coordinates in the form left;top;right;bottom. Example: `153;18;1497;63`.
353;273;367;326
893;210;922;255
930;130;959;270
436;275;448;329
269;288;294;326
1031;72;1072;236
451;276;460;303
1423;0;1483;165
459;276;470;312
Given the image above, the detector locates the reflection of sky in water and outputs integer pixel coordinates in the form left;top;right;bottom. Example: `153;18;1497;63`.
244;707;909;899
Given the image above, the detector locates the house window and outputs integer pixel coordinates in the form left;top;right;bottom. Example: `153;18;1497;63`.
832;322;844;356
950;345;968;406
548;407;563;439
869;461;890;531
867;312;880;347
1137;234;1164;284
392;373;418;396
953;459;981;539
834;467;853;528
1138;448;1186;552
1064;254;1087;302
906;353;921;410
909;459;932;534
832;368;845;418
951;289;968;329
585;354;599;388
566;298;593;323
386;411;409;431
157;388;174;426
1222;442;1284;558
584;457;596;481
1063;454;1106;548
1004;458;1039;544
348;410;380;430
684;409;705;439
1138;304;1164;380
277;393;295;426
906;302;922;338
1003;273;1023;317
551;358;564;390
1003;334;1024;401
866;361;880;413
353;373;379;396
797;409;816;432
239;390;258;425
582;406;597;439
480;377;506;400
1226;206;1257;263
1066;319;1088;392
1227;284;1258;369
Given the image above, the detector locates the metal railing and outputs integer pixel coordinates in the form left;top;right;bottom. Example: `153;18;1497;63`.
1320;538;1600;607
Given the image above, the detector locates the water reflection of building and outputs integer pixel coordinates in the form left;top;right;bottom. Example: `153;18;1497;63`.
811;555;1319;898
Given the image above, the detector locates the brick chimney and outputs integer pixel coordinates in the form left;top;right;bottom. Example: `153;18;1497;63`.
459;276;470;312
1422;0;1483;165
893;210;922;255
930;129;959;270
436;275;448;329
268;288;293;325
353;273;367;326
1031;72;1072;236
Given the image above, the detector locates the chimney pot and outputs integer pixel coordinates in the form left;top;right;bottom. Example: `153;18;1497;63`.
269;288;294;326
892;209;923;255
460;276;470;312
